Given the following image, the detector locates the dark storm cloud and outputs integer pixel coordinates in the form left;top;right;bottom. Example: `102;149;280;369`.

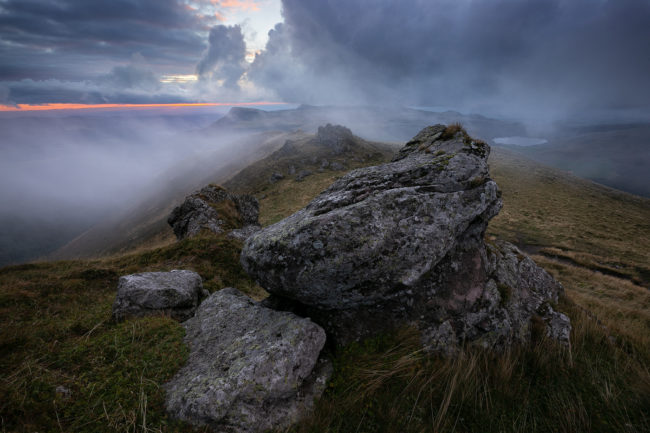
196;25;247;88
250;0;650;118
3;77;188;105
98;65;161;92
0;0;206;81
2;0;649;116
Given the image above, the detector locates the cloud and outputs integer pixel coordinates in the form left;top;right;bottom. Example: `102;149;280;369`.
218;0;261;12
196;25;248;89
98;65;161;92
0;85;10;104
0;0;207;81
2;0;649;121
3;76;190;105
247;0;650;119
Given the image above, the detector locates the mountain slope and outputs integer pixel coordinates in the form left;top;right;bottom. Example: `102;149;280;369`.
49;130;294;259
497;122;650;197
1;132;648;432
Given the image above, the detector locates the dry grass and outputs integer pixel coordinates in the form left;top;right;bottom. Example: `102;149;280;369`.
441;122;464;140
258;172;342;226
488;148;650;283
294;299;650;433
488;147;650;355
534;254;650;350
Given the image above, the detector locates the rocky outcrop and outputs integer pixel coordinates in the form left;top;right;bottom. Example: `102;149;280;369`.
112;270;208;322
168;184;260;240
164;288;330;433
241;125;571;350
316;124;355;154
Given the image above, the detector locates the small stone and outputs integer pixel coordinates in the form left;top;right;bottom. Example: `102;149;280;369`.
295;170;313;182
55;386;71;399
270;172;285;183
112;270;206;322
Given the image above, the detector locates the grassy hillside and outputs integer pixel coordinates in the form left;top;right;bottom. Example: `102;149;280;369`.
488;148;650;350
49;130;295;261
0;233;262;432
1;142;648;432
500;123;650;198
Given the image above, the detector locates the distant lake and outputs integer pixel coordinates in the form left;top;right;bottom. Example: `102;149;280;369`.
493;136;548;146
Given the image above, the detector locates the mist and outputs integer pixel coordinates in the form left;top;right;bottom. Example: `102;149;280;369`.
0;108;264;265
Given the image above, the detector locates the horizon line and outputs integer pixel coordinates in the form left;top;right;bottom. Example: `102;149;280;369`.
0;101;289;112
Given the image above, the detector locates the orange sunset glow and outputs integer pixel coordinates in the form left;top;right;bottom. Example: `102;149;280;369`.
0;102;287;112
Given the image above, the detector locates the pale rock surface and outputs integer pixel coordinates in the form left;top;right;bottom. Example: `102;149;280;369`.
165;288;330;432
112;270;207;322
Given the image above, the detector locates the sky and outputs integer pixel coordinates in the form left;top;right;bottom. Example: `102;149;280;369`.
1;0;650;120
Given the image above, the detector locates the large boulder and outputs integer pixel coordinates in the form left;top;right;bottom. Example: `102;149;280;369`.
241;125;571;350
168;184;259;240
112;270;207;322
164;288;330;433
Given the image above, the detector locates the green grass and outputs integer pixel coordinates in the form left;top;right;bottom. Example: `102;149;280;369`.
0;233;260;432
1;142;649;433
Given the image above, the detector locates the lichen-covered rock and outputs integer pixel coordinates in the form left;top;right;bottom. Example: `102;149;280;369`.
112;270;207;322
418;239;570;353
241;124;571;350
164;288;329;433
168;184;259;240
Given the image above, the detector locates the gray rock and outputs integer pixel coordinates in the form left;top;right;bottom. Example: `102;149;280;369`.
55;385;72;399
112;270;207;322
241;125;570;349
295;169;313;182
270;172;285;183
317;124;355;154
330;161;346;171
168;184;259;240
164;288;329;433
320;159;329;168
288;165;297;175
228;224;262;241
418;240;570;353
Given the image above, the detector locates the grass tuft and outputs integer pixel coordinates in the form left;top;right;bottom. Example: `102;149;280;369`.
293;298;650;433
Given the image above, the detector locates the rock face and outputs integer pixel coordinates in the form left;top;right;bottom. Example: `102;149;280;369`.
165;288;330;432
168;184;260;240
241;125;571;350
112;270;207;322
